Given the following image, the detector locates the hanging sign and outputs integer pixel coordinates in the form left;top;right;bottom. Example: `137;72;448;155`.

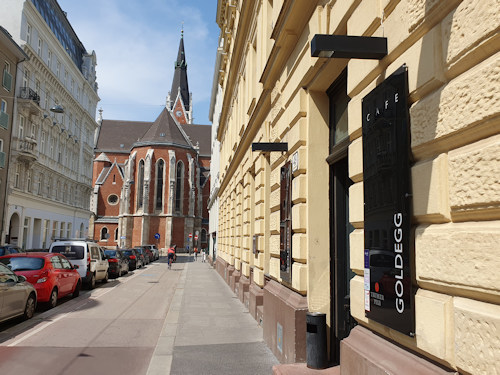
362;65;414;336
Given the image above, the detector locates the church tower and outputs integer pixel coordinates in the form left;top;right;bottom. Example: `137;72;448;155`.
167;30;192;124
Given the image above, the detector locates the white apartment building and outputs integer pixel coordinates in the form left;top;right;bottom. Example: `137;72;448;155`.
0;0;99;248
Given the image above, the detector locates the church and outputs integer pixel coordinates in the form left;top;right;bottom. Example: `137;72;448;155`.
91;33;210;252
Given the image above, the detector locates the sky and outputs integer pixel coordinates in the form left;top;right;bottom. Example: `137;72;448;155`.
57;0;220;124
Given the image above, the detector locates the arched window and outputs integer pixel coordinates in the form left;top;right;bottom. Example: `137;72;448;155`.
114;228;118;241
156;159;164;211
137;159;145;210
100;227;108;240
175;161;184;213
201;229;207;243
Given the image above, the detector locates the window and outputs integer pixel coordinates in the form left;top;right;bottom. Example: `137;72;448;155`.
37;38;42;55
0;139;4;168
56;61;61;78
108;194;119;205
22;68;29;88
47;50;52;69
26;23;32;45
100;227;108;241
63;71;68;86
114;228;118;242
35;79;40;96
0;100;7;129
67;223;72;238
41;131;46;154
175;161;184;212
155;159;164;211
137;160;145;210
18;115;25;139
2;61;12;91
26;170;32;192
45;89;50;109
37;173;43;195
15;164;20;188
51;256;63;269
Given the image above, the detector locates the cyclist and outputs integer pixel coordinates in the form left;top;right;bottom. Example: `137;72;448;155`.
167;245;176;269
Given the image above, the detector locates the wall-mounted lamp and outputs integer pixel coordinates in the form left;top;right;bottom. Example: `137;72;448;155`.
50;104;65;114
252;142;288;152
311;34;387;59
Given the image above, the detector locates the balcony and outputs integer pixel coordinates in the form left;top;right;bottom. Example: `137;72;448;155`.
18;87;41;116
15;136;38;164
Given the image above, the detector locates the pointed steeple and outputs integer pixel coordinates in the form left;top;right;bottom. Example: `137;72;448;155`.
170;29;190;114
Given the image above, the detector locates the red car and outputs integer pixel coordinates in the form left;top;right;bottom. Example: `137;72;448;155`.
0;252;81;309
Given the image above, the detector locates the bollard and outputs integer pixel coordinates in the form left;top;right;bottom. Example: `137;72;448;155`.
306;312;327;369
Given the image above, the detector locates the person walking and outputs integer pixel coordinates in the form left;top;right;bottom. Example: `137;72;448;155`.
194;247;198;261
202;248;207;263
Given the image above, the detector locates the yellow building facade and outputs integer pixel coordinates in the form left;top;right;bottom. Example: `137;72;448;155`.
213;0;499;373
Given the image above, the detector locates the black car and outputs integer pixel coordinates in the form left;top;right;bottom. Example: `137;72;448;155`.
0;245;25;256
104;250;129;278
122;249;142;270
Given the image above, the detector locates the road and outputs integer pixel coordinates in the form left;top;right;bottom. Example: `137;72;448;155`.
0;257;180;375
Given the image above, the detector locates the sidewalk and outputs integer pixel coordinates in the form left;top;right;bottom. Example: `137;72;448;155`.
147;254;280;375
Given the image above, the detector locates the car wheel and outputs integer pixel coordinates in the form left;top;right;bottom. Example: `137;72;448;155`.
88;273;96;290
23;293;36;320
48;288;58;309
73;281;81;298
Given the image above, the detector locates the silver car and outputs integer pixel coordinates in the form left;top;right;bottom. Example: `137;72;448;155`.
0;263;37;323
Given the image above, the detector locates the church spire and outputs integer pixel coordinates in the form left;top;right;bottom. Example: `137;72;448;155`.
169;29;190;116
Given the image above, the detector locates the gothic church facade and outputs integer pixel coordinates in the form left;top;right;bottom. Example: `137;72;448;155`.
91;34;210;251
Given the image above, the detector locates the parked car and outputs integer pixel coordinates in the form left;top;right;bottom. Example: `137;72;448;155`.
104;250;129;278
134;247;149;265
0;263;37;323
0;245;25;256
122;249;142;270
0;252;81;308
144;245;159;260
49;239;109;289
143;247;154;263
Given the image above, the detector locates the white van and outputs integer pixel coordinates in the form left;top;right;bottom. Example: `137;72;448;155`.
49;239;109;289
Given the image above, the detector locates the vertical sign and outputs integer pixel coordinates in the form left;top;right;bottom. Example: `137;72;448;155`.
362;65;414;336
280;161;292;283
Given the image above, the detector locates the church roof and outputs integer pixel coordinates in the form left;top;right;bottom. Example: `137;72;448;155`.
170;32;190;112
95;119;151;152
134;107;191;148
95;110;211;155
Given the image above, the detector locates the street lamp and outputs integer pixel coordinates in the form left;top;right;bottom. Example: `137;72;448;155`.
50;104;65;114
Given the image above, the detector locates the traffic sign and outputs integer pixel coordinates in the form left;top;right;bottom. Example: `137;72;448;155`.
189;233;192;238
154;233;160;239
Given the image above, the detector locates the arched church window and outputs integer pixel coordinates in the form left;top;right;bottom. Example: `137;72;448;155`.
175;161;184;213
100;227;108;240
156;159;164;211
137;160;145;210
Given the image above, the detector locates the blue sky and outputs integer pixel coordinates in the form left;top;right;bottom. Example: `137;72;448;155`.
58;0;219;124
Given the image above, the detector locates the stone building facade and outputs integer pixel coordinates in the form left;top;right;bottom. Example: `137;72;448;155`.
212;0;499;373
0;0;99;248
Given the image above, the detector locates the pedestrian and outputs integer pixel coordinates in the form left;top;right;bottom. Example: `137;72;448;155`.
202;248;207;263
194;247;198;261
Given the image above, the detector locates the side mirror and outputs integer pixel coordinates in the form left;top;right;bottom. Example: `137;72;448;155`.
17;275;27;283
73;265;79;269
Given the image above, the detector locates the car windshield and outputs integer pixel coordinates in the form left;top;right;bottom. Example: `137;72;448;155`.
0;257;45;271
122;250;134;256
51;245;85;260
104;250;117;258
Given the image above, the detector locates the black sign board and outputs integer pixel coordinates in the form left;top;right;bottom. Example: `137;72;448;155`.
280;161;292;283
362;65;414;336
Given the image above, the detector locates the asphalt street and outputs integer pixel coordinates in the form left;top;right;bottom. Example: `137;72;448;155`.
0;254;278;375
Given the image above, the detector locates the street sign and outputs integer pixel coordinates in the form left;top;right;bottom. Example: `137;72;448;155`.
189;233;192;238
154;233;160;239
